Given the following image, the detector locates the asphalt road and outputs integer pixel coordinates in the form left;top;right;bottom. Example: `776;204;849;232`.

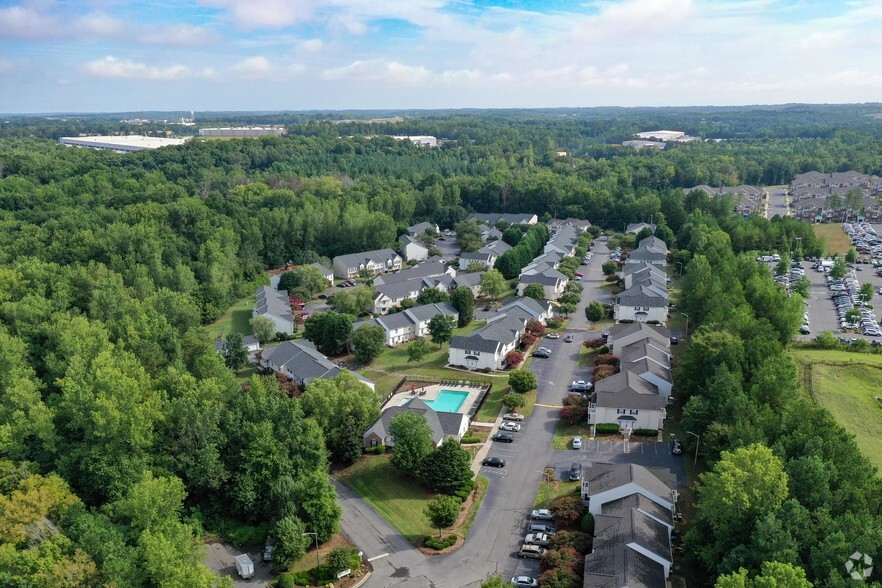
335;237;621;587
765;186;789;219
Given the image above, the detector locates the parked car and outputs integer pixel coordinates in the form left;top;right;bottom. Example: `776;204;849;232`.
672;440;683;455
670;336;679;345
500;422;521;432
503;412;525;421
545;333;560;339
571;380;592;392
533;349;550;358
483;305;492;311
575;272;584;277
263;539;275;562
531;509;554;520
492;433;514;443
482;457;506;468
568;462;583;481
524;533;551;547
510;576;539;587
564;334;574;342
518;545;546;559
572;436;582;449
529;523;557;535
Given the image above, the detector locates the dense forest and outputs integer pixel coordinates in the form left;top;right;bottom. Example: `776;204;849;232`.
0;108;881;585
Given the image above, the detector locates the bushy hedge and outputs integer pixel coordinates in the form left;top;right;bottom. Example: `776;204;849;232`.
460;434;482;444
595;423;620;434
633;428;657;436
365;444;386;455
583;337;606;349
580;513;595;534
424;534;458;550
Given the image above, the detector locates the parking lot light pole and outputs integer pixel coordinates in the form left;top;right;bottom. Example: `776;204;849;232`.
302;532;320;586
686;431;700;467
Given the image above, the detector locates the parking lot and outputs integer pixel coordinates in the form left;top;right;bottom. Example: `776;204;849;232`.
799;223;882;342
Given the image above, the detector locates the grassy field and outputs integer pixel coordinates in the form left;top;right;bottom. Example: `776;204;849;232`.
534;478;580;509
474;384;511;422
792;349;882;471
337;456;437;542
813;223;852;256
205;293;256;340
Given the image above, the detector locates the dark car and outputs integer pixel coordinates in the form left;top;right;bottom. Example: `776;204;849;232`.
318;294;328;299
482;457;506;468
568;462;582;481
564;335;574;343
533;350;550;358
483;305;492;311
672;440;683;455
492;433;514;443
670;336;679;345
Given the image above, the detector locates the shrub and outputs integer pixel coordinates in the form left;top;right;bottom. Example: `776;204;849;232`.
503;393;526;411
547;318;564;329
562;395;590;407
481;367;492;373
540;546;583;573
550;495;587;527
618;318;634;323
460;434;481;444
520;332;538;348
365;444;386;455
583;338;606;349
595;344;609;354
595;423;620;434
276;573;297;588
504;350;524;368
549;530;593;555
633;428;657;436
580;513;595;534
424;535;458;550
538;568;581;588
593;354;620;367
604;275;619;283
560;405;588;425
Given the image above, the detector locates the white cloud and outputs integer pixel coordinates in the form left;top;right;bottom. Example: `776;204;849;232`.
322;59;432;84
74;12;124;37
300;38;323;52
138;24;217;46
82;56;192;81
199;0;320;30
0;4;61;39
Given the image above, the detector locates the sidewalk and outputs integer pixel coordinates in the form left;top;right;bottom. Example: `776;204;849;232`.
469;412;503;474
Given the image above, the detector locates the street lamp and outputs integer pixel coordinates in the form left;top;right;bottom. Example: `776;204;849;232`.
675;261;684;276
686;431;700;467
681;313;689;340
302;532;321;586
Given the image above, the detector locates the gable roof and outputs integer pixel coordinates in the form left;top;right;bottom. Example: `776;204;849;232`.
626;222;656;234
310;262;333;277
593;371;665;410
519;268;568;286
450;313;524;354
453;272;483;288
583;542;667;588
637;236;668;253
466;212;537;225
333;248;401;270
399;234;429;250
374;259;449;286
262;341;372;387
609;323;670;342
363;397;465;445
601;493;674;527
255;286;294;321
498;296;552;320
615;285;668;307
583;463;676;501
408;221;438;235
620;340;671;367
622;358;672;384
594;509;671;567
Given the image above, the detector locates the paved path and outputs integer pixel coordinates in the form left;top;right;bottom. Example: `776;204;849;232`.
336;237;613;587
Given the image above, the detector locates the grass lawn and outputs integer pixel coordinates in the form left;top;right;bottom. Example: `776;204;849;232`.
814;223;852;256
578;345;596;367
585;319;613;333
459;476;490;538
475;385;512;422
520;389;539;418
791;349;882;471
337;456;436;542
235;366;259;383
205;293;256;340
534;478;580;509
552;421;594;450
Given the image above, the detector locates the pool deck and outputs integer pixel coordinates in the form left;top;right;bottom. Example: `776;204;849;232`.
386;383;485;418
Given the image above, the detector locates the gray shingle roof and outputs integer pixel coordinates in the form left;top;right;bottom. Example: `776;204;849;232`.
498;296;551;320
450;313;524;354
311;262;333;277
262;341;372;387
601;493;674;526
626;222;656;234
519;269;566;286
255;285;294;321
466;212;536;225
408;221;438;235
637;236;668;253
593;371;665;410
615;285;667;307
609;323;670;343
593;509;671;568
333;248;400;271
373;259;448;285
363;397;465;445
453;272;482;288
583;463;676;500
622;358;672;383
583;542;668;588
620;340;670;368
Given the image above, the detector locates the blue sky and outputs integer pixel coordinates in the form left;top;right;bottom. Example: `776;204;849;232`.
1;0;881;113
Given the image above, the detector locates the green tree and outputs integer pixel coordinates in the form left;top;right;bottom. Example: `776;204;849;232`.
303;311;354;356
559;302;576;317
224;331;248;370
271;515;309;568
250;315;276;343
350;325;386;365
388;412;434;476
420;438;473;494
601;261;617;275
301;371;380;464
450;287;475;327
502;227;522;246
715;561;811;588
331;285;374;316
844;248;857;264
508;369;537;394
503;393;526;410
424;495;460;537
791;275;810;299
829;258;847;280
416;288;450;305
279;266;328;297
428;314;456;348
480;269;507;299
585;301;605;322
408;339;431;363
466;262;488;273
523;283;545;299
774;257;790;277
859;282;874;303
559;292;580;306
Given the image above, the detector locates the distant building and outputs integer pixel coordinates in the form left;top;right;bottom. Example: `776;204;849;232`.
59;135;189;152
621;140;666;150
253;286;295;335
684;184;765;217
260;340;374;391
391;135;438;147
634;130;686;141
198;127;286;137
465;212;539;226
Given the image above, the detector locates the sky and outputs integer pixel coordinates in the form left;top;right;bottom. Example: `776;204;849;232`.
1;0;881;113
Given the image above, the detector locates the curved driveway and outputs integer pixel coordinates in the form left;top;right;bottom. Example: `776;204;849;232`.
337;238;614;587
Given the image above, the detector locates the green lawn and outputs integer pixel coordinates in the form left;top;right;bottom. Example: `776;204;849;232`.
205;293;256;340
337;456;436;542
520;389;539;418
792;349;882;471
813;223;852;256
578;345;596;367
534;479;580;509
552;421;594;450
475;385;511;422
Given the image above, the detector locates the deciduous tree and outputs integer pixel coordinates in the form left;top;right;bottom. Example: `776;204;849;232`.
389;412;433;476
424;495;460;537
524;283;545;299
508;369;537;394
350;325;386;364
450;287;474;327
420;438;473;494
480;269;507;299
428;314;456;348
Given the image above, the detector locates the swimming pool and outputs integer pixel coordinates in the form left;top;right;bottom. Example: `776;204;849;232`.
400;390;469;413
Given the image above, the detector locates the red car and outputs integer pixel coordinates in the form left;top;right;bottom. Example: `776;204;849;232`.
575;272;584;277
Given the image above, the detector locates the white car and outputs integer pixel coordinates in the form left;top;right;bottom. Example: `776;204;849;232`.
572;436;582;449
510;577;538;587
500;421;521;432
545;333;560;339
531;509;554;520
524;533;551;547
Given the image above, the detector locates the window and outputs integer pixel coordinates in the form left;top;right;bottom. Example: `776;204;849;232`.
616;408;625;414
633;306;641;311
629;409;639;415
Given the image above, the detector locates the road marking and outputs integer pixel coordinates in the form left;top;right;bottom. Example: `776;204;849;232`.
534;403;564;408
367;553;389;562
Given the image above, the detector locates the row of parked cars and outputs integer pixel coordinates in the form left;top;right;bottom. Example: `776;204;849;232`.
828;269;880;336
844;222;881;256
609;246;622;263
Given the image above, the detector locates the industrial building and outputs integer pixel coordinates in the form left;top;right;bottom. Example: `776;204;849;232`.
58;135;189;152
198;126;286;137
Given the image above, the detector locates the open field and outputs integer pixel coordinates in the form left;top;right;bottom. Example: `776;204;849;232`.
792;349;882;471
534;478;580;509
205;293;255;340
813;223;852;256
552;421;593;450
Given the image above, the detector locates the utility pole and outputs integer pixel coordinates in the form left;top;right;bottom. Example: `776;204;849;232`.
302;532;320;586
687;431;700;467
682;313;689;340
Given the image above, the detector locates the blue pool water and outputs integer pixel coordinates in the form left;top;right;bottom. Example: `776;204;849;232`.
400;390;469;413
